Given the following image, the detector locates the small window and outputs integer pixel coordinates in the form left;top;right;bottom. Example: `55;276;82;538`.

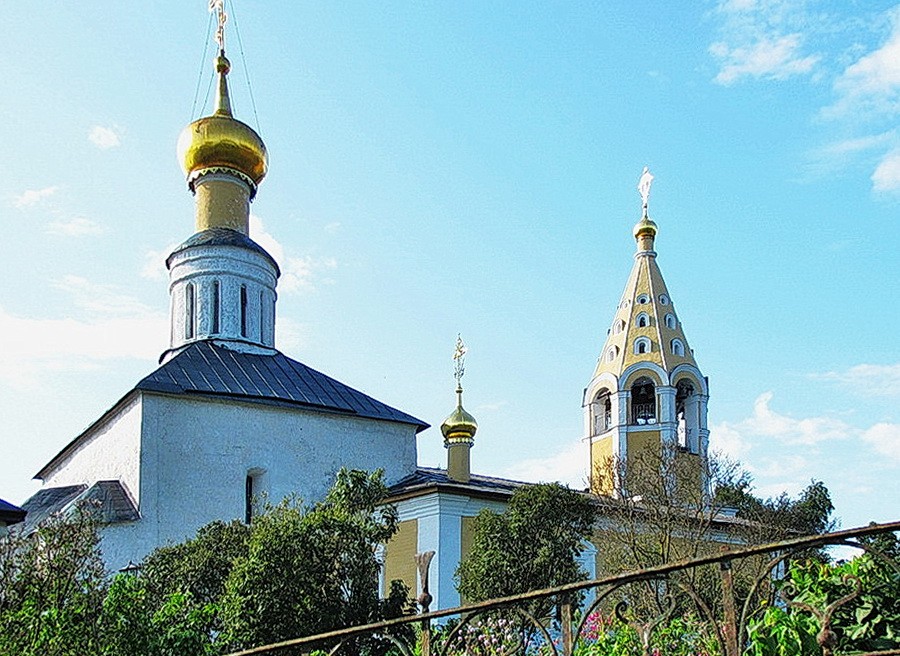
185;283;195;340
240;285;248;338
636;294;650;304
636;312;650;328
606;346;619;362
665;313;676;329
634;337;651;355
659;294;669;305
613;319;625;335
211;280;220;334
671;339;685;356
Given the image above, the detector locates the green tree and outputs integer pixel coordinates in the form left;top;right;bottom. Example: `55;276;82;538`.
219;468;412;653
455;483;596;603
0;504;107;656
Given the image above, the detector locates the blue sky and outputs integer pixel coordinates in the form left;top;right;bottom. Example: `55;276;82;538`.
1;1;897;532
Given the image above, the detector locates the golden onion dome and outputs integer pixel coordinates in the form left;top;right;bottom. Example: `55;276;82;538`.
176;53;268;194
441;389;478;440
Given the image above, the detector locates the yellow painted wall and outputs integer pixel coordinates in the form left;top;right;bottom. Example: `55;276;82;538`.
626;430;660;472
591;437;614;496
383;519;418;597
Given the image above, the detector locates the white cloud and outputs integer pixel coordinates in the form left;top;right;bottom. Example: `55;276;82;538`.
53;275;156;318
141;243;179;280
872;148;900;191
0;278;166;389
89;125;122;150
250;215;337;294
862;422;900;463
501;439;589;490
828;8;900;118
46;217;105;237
815;363;900;397
14;186;58;208
711;34;819;85
709;0;820;85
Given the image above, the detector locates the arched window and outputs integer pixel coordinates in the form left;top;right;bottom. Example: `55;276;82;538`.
665;313;676;329
634;337;651;354
636;294;650;304
593;390;613;435
240;285;248;338
676;379;697;452
636;312;650;328
259;290;265;338
606;346;619;362
613;319;625;335
659;294;669;305
630;377;656;424
671;339;685;356
185;283;195;340
211;280;220;334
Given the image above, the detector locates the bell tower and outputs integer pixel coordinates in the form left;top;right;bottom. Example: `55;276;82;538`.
584;169;709;497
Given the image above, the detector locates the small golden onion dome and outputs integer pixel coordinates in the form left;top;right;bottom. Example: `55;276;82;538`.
441;390;478;441
176;53;268;192
633;216;658;240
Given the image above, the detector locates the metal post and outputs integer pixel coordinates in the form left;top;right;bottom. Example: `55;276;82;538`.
561;600;573;656
719;558;739;656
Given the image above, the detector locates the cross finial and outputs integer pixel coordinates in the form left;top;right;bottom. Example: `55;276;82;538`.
209;0;228;52
638;166;654;218
452;334;467;389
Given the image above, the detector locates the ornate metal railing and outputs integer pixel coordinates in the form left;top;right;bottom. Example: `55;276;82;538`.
225;521;900;656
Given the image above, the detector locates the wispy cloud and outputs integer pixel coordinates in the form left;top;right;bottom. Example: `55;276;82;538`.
250;215;337;294
0;278;165;389
89;125;122;150
814;363;900;397
862;422;900;463
501;439;589;490
826;8;900;119
141;243;179;280
711;34;819;85
14;186;58;208
872;147;900;191
709;0;820;85
46;217;105;237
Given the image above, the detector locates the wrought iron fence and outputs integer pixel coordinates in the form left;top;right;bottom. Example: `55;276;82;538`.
225;521;900;656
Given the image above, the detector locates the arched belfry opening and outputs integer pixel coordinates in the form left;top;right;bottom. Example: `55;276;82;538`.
675;378;699;453
591;389;613;436
630;377;656;425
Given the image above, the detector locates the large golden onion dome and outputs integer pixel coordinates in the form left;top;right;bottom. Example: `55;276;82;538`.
441;388;478;441
177;53;268;194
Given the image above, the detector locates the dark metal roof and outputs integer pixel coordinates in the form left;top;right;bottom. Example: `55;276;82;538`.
137;341;428;431
0;498;26;525
166;228;280;275
388;466;527;498
20;485;85;533
20;481;139;534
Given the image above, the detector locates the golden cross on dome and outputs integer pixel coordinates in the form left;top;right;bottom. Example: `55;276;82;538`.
452;334;467;387
209;0;228;52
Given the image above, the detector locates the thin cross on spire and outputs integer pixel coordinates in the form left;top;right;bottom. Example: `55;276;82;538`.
452;334;467;389
209;0;228;52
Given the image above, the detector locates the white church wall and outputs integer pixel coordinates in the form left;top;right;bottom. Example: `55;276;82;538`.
139;392;419;549
40;394;143;505
395;492;508;611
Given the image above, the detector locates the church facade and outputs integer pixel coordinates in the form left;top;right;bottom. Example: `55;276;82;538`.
23;18;716;614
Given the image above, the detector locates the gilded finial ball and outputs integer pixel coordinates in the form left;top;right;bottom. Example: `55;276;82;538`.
633;217;658;240
216;53;231;74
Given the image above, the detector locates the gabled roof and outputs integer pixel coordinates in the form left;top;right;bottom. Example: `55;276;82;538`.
387;466;528;502
137;341;428;431
20;481;139;534
0;498;26;526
